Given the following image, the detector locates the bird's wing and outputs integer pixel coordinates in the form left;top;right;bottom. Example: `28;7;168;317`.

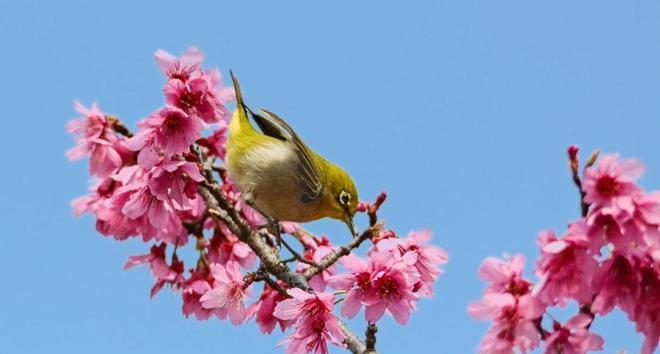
246;107;288;142
254;109;324;203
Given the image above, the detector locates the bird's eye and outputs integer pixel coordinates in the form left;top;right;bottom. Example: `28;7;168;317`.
339;191;351;205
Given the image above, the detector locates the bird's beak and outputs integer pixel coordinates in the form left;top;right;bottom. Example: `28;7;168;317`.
344;212;359;238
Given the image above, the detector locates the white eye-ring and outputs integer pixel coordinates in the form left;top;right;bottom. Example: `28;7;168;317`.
339;191;351;205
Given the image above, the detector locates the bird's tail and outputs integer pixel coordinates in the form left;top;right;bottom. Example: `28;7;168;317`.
229;70;250;126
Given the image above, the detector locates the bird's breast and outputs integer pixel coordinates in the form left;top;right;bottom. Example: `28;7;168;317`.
226;140;322;222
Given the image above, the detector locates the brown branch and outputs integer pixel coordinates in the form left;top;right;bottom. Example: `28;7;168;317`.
280;236;317;266
303;224;381;279
533;317;549;340
254;269;289;297
339;320;367;354
568;147;600;217
364;323;378;353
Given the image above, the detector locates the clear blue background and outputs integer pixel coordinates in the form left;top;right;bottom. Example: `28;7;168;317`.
1;1;658;353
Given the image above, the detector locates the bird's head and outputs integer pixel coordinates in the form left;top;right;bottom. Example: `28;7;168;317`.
323;163;359;237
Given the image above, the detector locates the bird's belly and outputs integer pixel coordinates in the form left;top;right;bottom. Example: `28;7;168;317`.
226;141;318;222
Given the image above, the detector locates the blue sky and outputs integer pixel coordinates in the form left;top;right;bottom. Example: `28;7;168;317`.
1;1;659;353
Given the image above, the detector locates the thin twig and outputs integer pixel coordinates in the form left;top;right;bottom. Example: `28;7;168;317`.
254;269;289;297
364;323;378;353
280;236;317;266
303;224;381;279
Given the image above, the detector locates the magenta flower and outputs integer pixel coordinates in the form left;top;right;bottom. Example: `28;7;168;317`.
117;177;186;244
469;293;544;353
327;254;373;319
583;154;644;215
200;261;251;325
182;267;214;320
207;225;256;269
393;229;447;296
67;101;128;177
280;221;301;234
533;230;598;305
196;121;228;159
273;289;345;354
124;243;184;298
155;47;204;82
362;250;418;325
72;177;140;240
247;283;292;334
164;70;234;124
470;255;545;353
543;315;604;354
591;253;639;316
148;158;205;209
633;253;660;354
126;106;203;156
478;255;530;295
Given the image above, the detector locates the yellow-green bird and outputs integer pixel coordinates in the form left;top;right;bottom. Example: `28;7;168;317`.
225;73;359;237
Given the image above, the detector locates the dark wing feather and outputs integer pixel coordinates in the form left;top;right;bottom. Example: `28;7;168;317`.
257;109;324;203
247;107;288;141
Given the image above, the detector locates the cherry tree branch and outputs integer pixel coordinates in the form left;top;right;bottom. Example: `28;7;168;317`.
364;323;378;354
303;224;381;279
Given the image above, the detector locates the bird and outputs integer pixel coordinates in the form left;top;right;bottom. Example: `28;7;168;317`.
225;72;359;237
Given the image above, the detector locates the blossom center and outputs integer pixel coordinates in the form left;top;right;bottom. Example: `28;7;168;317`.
376;276;400;298
179;90;199;110
595;175;620;197
164;113;183;130
356;272;371;291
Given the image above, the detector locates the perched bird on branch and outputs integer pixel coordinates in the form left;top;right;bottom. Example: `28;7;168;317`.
225;72;359;237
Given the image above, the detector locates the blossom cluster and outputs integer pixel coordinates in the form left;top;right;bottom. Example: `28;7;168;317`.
470;148;659;354
68;47;448;354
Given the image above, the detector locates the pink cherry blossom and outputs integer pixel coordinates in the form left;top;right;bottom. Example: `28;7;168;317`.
124;243;184;298
155;47;204;81
591;253;639;316
126;106;203;156
327;254;373;319
148;158;205;209
200;261;251;325
247;283;292;334
582;154;644;215
633;253;660;354
469;293;544;353
196;121;228;159
533;230;598;305
393;229;447;297
543;315;604;354
164;69;234;124
117;177;186;244
274;288;345;354
236;198;266;226
207;225;256;269
362;250;418;325
182;267;214;320
67;101;128;177
280;221;301;234
478;255;530;295
72;177;140;240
